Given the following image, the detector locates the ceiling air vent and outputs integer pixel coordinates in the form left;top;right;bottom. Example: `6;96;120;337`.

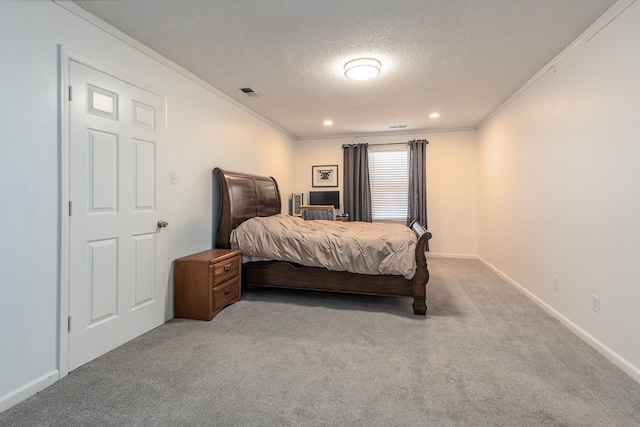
239;87;262;98
389;125;407;129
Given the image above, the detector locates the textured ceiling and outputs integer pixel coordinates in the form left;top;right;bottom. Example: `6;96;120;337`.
73;0;616;139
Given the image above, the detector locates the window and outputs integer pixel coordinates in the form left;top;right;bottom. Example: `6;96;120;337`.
368;145;408;223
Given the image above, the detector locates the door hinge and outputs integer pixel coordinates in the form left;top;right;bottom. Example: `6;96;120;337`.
68;86;73;101
68;200;73;216
67;316;72;332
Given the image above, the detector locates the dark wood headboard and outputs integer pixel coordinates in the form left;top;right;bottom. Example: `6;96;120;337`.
213;167;281;248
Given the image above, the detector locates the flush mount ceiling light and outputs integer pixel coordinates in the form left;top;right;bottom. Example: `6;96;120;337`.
323;120;333;126
429;112;441;118
344;58;381;81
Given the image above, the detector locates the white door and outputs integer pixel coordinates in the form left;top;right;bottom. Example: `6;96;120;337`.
68;60;167;370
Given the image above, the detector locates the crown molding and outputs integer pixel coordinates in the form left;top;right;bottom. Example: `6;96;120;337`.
477;0;637;129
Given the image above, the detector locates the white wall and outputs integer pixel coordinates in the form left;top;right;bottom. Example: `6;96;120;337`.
0;1;295;407
294;131;478;256
478;2;640;378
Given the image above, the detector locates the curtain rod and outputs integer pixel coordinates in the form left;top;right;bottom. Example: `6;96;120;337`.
342;140;428;148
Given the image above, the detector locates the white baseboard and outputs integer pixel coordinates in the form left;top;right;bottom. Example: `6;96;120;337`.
427;252;479;259
0;371;59;413
477;256;640;384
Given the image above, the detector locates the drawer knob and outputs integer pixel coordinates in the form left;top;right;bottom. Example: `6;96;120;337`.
224;286;232;294
223;264;231;272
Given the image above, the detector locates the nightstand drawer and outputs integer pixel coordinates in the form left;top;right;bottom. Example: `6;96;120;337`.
212;256;240;285
213;277;240;312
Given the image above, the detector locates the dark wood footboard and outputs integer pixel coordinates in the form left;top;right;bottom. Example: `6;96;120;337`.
409;221;432;315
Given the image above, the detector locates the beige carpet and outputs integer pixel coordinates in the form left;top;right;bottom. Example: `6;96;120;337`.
2;258;640;426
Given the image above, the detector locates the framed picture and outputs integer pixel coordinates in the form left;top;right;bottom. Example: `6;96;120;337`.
312;165;339;187
292;193;303;216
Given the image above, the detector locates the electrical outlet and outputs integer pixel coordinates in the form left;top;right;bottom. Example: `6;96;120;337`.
592;294;600;313
553;275;559;290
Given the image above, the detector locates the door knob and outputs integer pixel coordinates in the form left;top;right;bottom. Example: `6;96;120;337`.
157;220;168;228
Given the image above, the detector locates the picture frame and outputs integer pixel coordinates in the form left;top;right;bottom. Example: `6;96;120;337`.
312;165;339;188
292;193;304;216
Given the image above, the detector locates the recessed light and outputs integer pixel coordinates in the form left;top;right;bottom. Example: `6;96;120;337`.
323;120;333;126
344;58;381;81
429;113;441;119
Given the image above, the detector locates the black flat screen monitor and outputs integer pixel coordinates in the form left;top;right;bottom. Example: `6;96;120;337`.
309;191;340;209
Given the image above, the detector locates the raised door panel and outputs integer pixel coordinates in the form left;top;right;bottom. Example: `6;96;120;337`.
132;100;156;130
133;139;156;211
88;84;118;120
88;130;118;213
87;238;118;326
132;233;155;308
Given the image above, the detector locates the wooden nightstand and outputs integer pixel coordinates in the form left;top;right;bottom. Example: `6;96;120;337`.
174;249;241;320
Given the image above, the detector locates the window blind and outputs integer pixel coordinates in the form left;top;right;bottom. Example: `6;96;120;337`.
368;146;408;223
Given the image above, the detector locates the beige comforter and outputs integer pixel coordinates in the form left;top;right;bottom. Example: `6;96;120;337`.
230;214;417;279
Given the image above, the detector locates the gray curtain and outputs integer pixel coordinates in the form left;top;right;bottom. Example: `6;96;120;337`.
342;143;372;222
408;139;428;233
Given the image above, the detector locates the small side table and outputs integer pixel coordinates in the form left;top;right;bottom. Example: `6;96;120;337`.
174;248;241;320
